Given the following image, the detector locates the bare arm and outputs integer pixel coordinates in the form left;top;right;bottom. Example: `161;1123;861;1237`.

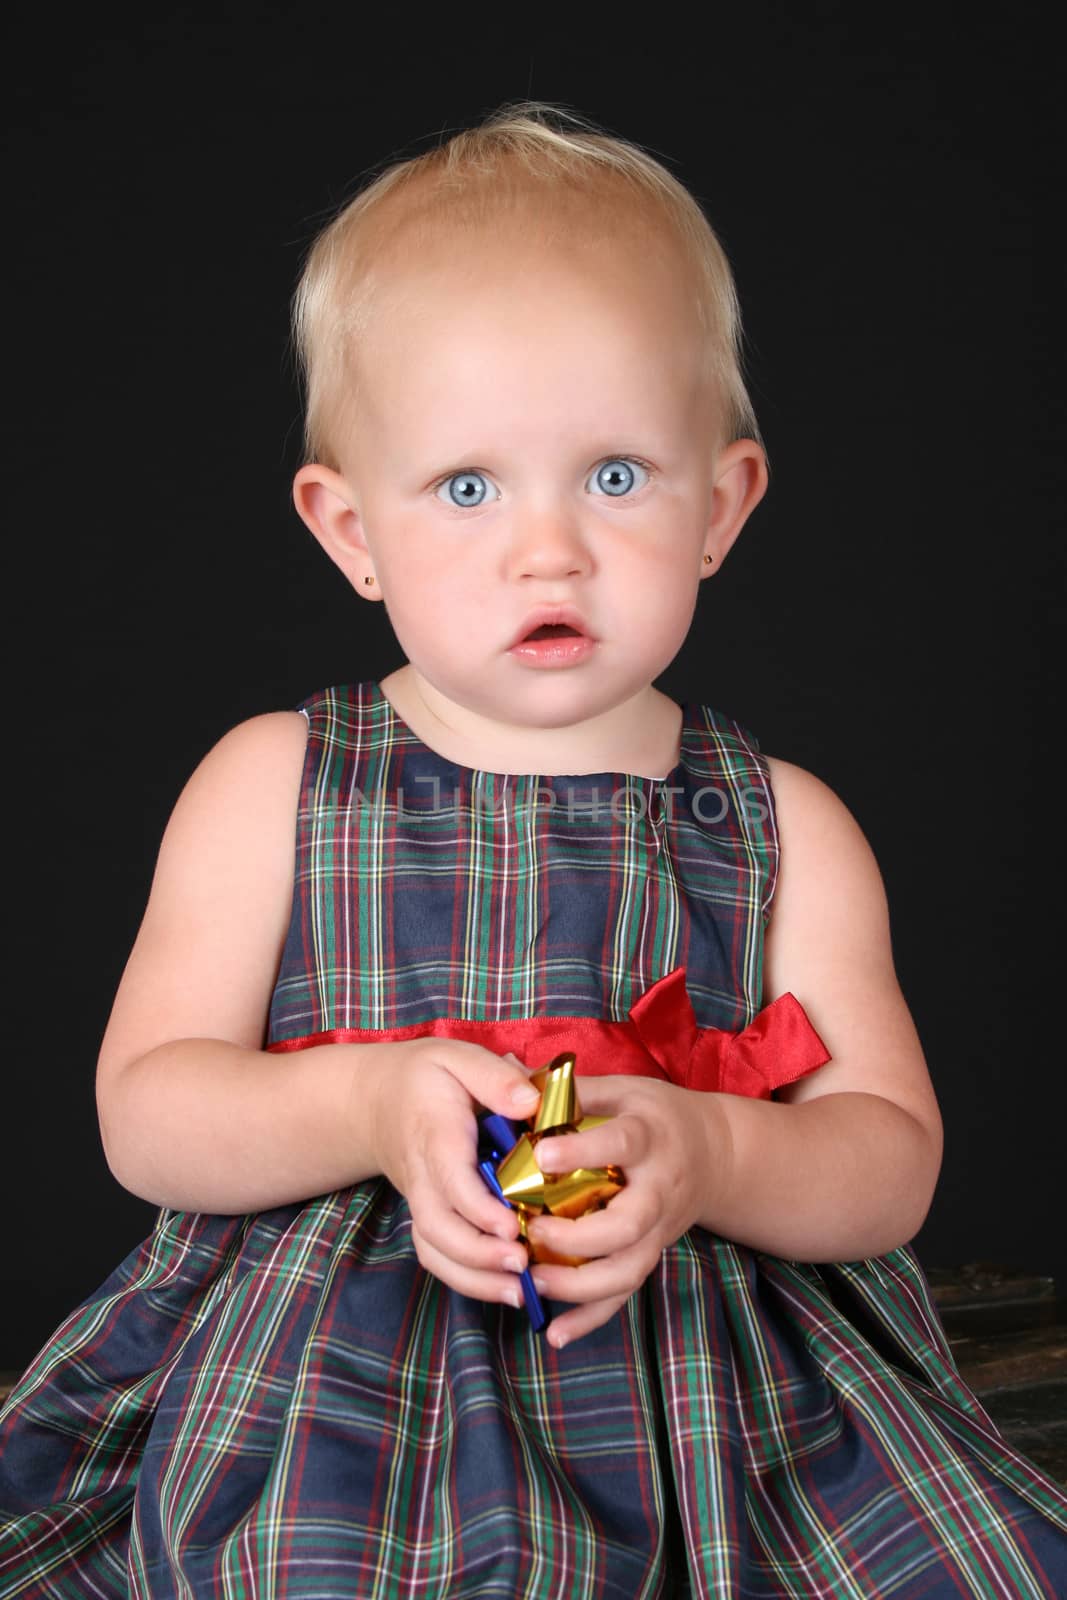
697;755;943;1259
526;758;945;1341
94;711;388;1212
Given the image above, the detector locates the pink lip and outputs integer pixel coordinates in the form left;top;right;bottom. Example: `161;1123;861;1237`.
508;605;594;651
506;605;597;669
509;634;597;668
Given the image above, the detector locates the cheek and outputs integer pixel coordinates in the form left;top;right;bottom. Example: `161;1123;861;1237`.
650;566;704;650
661;589;703;651
632;535;703;609
379;566;471;654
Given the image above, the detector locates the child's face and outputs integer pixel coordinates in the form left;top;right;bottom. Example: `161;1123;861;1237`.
298;228;760;746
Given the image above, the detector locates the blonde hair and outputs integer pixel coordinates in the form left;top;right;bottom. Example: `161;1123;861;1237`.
292;101;762;466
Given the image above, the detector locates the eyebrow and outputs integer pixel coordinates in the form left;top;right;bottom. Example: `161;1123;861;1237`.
417;439;667;471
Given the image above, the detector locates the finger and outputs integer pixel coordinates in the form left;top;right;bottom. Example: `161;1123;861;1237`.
421;1099;525;1240
526;1189;654;1260
544;1292;632;1350
553;1075;632;1116
412;1226;527;1308
436;1041;541;1120
443;1151;525;1241
531;1240;660;1306
536;1113;651;1175
412;1190;528;1274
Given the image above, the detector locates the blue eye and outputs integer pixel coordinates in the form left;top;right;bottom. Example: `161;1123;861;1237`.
435;471;498;508
588;459;649;497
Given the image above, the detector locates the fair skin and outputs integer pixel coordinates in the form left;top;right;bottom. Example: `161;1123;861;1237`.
96;220;942;1351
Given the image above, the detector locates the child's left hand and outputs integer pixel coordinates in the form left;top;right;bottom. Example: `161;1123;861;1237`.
524;1076;730;1349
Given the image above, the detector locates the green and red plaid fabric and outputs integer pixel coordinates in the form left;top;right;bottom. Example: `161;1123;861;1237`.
1;681;1064;1597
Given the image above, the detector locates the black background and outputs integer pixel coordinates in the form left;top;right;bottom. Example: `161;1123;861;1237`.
2;7;1056;1370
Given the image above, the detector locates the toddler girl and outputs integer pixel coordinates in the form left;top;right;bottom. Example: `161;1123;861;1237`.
2;100;1065;1598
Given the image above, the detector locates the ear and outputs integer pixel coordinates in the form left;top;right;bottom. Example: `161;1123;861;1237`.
292;463;381;600
701;440;769;576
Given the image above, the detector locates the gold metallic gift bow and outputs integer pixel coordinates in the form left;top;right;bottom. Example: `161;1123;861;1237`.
494;1052;625;1267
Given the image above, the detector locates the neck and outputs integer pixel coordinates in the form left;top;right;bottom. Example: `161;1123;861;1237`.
379;667;683;778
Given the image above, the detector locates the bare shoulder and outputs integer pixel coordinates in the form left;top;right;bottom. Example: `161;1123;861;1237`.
764;754;872;843
764;755;888;907
144;710;310;916
761;756;940;1139
762;753;891;988
97;712;309;1082
164;710;310;829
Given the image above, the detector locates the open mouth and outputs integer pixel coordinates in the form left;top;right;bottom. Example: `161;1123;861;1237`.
524;623;582;641
509;609;594;660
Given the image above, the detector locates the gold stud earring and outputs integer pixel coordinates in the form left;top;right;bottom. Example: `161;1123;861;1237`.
364;575;375;586
703;555;713;566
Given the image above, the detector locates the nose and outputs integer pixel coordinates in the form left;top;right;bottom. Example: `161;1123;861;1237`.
506;502;592;581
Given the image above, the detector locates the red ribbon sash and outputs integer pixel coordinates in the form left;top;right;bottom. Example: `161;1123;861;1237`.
268;967;830;1100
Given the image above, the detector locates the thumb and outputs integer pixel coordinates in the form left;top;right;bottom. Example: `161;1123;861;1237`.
443;1043;541;1118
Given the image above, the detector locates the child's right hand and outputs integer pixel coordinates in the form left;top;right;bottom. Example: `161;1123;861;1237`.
364;1038;541;1307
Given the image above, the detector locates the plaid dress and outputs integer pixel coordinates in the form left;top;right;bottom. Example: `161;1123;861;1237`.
2;680;1065;1598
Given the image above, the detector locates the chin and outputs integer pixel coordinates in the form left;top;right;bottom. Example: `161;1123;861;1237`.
506;682;641;727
